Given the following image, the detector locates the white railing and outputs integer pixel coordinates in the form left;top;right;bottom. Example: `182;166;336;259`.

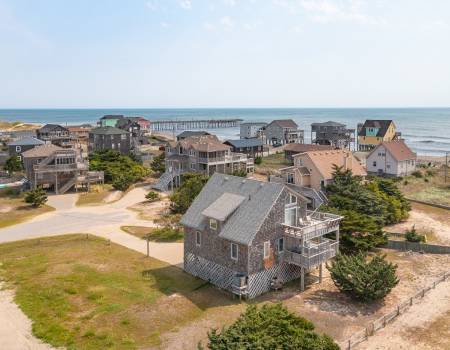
284;240;338;269
282;218;340;240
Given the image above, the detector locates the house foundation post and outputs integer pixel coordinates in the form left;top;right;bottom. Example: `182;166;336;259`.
319;263;323;283
300;267;305;291
336;228;340;253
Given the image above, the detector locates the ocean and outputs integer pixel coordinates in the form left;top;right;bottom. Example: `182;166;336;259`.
1;108;449;156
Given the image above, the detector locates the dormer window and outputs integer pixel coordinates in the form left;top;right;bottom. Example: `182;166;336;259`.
209;218;218;230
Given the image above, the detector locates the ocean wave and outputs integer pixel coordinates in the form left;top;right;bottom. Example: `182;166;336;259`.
403;134;450;140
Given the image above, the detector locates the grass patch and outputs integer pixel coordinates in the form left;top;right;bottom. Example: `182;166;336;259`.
0;234;229;349
121;226;184;242
76;184;117;206
255;152;289;175
0;196;54;228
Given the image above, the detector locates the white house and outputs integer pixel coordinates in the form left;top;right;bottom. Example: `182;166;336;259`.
366;140;416;177
239;122;267;139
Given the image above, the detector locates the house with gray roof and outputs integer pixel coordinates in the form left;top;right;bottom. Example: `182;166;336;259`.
182;173;342;299
263;119;304;145
7;137;45;160
239;122;267;139
88;126;132;155
176;131;211;141
36;124;73;147
311;121;355;150
223;138;264;157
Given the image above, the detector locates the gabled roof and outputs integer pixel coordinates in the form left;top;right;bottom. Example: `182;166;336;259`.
101;115;124;120
301;149;367;179
89;126;129;135
224;138;263;148
369;140;416;161
311;121;345;127
8;137;45;146
358;120;394;137
285;143;334;153
177;131;211;139
38;124;69;132
180;173;286;245
170;135;230;152
22;144;62;158
268;119;298;129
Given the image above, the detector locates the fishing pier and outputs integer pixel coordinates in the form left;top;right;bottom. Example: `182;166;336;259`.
150;118;242;131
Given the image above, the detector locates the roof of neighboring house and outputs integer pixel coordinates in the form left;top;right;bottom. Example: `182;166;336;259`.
181;173;287;245
22;144;63;158
268;119;298;129
299;149;367;179
38;124;69;132
116;118;140;129
129;117;150;124
101;115;124;120
311;121;345;127
89;126;130;135
284;143;334;153
177;131;211;139
8;137;45;146
358;120;394;137
369;140;416;161
240;122;267;126
224;138;263;148
169;135;231;152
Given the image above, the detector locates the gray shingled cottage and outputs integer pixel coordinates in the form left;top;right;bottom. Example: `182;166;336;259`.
181;173;342;299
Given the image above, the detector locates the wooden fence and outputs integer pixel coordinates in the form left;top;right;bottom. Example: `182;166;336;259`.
386;240;450;254
339;270;450;350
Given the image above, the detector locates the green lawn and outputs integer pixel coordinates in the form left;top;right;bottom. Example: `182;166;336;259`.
121;226;184;242
0;196;54;228
76;184;118;206
0;234;230;349
255;152;289;175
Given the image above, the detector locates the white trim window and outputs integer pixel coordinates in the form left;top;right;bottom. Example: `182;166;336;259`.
263;241;270;259
231;243;238;260
277;238;284;253
190;163;196;170
209;218;218;230
195;231;201;246
15;146;21;152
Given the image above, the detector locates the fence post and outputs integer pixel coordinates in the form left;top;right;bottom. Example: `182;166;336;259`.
410;297;413;306
422;289;425;298
348;339;351;350
397;305;400;315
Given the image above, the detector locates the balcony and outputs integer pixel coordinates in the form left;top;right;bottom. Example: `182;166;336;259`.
282;210;341;241
34;162;88;172
284;239;338;269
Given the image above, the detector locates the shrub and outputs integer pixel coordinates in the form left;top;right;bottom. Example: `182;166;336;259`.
411;170;423;178
425;169;435;177
231;169;247;177
328;253;399;302
424;178;429;183
403;180;408;186
254;156;262;165
170;173;209;214
4;156;23;174
405;226;426;243
150;153;165;173
145;191;159;202
204;303;339;350
24;187;48;208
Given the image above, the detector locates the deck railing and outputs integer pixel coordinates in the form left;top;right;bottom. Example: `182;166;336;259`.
284;239;338;269
282;211;341;240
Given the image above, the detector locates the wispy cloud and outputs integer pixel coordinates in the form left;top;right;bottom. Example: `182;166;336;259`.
220;16;235;31
145;0;158;11
223;0;236;7
179;0;192;10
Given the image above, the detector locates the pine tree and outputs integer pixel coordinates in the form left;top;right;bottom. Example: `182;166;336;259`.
327;253;399;302
24;187;48;208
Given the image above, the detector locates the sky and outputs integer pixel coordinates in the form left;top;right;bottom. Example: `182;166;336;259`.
1;0;450;108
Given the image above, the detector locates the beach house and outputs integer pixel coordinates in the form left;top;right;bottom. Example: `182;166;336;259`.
88;127;132;155
366;140;416;177
152;135;254;191
36;124;73;148
357;120;398;151
283;143;334;164
7;137;45;161
239;122;267;139
263;120;304;145
311;121;355;150
99;115;124;127
223;138;264;158
181;173;342;299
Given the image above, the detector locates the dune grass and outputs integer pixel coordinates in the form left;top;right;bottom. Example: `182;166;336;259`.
0;234;225;349
121;225;183;242
76;184;118;206
0;196;54;228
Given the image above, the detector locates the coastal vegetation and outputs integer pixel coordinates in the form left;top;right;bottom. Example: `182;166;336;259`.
145;190;160;202
150;153;165;174
24;187;48;208
203;303;339;350
88;150;150;191
3;156;23;174
327;253;399;302
324;166;410;252
170;173;209;214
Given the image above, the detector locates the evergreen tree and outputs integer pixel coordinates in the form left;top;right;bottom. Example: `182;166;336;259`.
4;156;23;174
24;187;48;208
170;173;209;214
327;253;399;302
150;153;166;173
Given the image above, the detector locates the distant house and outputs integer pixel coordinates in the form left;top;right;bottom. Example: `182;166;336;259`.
7;137;45;160
99;115;124;128
239;122;267;139
366;140;416;177
263;119;304;145
152;135;254;191
129;117;151;131
36;124;73;147
357;120;398;151
223;139;264;157
176;131;211;141
283;143;334;164
88;126;132;155
182;173;342;299
22;144;103;194
277;149;366;208
67;124;92;140
311;121;355;150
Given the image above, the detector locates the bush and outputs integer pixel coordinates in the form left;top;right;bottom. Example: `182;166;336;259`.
150;153;165;173
254;156;262;165
425;169;435;177
24;187;48;208
204;303;339;350
170;173;208;214
405;226;426;243
231;169;247;177
411;170;423;178
145;191;159;202
328;253;399;302
4;156;23;174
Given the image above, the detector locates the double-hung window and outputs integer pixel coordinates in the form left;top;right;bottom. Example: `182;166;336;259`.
231;243;238;260
209;218;218;230
195;231;201;246
263;241;270;259
277;238;284;253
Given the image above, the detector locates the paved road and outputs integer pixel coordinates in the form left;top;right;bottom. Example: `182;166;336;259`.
0;188;184;266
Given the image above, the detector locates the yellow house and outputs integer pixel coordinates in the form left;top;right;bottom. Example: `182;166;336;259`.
357;120;397;151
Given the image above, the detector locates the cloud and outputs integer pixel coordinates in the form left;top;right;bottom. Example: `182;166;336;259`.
300;0;382;25
160;21;169;28
179;0;192;10
145;0;158;11
203;22;215;31
220;16;235;30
